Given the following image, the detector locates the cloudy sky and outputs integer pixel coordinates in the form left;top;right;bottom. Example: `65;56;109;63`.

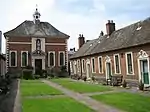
0;0;150;53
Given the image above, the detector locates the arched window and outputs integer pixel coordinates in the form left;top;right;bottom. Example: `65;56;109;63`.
59;52;65;66
48;52;55;66
10;51;17;67
21;51;28;67
36;39;41;50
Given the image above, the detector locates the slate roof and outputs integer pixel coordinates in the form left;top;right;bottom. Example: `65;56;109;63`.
70;17;150;59
4;20;69;38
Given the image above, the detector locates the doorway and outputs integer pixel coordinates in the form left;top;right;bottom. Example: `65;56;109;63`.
140;60;149;85
106;62;112;79
35;59;42;74
86;64;90;78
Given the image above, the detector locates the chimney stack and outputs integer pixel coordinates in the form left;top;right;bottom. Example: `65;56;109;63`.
100;31;104;36
78;34;85;48
106;20;115;35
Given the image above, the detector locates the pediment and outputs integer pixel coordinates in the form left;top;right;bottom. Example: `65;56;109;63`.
32;50;46;56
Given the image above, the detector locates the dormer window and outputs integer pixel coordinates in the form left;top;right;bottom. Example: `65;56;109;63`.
136;22;142;31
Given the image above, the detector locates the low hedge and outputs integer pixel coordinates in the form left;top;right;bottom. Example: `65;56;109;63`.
22;69;34;80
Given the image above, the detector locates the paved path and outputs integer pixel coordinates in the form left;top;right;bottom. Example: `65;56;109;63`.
42;79;124;112
13;79;21;112
0;79;19;112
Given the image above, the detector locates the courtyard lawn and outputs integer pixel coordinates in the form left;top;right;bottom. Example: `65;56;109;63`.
51;78;112;93
21;80;63;96
91;92;150;112
22;97;95;112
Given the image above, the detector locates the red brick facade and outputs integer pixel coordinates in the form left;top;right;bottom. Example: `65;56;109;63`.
7;36;68;73
70;44;150;86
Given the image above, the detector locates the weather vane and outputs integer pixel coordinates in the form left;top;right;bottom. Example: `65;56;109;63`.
36;4;38;9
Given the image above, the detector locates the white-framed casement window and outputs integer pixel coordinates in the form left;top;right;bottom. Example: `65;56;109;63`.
48;51;55;67
21;51;28;67
125;52;134;75
58;51;65;66
98;56;103;73
114;54;121;74
77;60;80;72
82;59;85;73
91;57;96;73
9;51;17;67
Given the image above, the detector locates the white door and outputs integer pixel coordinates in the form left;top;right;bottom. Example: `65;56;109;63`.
140;60;149;85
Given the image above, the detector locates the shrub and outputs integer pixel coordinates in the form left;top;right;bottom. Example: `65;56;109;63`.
139;80;144;91
22;69;34;80
91;76;95;82
122;80;127;88
34;75;40;79
60;65;67;72
25;65;33;69
83;76;87;81
41;70;48;78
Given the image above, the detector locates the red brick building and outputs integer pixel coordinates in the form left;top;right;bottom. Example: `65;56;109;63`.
4;8;69;74
70;18;150;87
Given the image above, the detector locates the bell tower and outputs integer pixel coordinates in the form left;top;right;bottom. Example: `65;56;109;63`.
33;5;41;24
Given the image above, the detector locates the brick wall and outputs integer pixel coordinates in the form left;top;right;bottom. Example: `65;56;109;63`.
7;36;68;73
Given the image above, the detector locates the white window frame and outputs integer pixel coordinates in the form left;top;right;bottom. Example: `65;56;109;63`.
91;57;96;73
82;59;85;73
21;51;28;67
48;51;55;67
114;54;121;74
98;56;103;73
9;50;17;67
125;52;134;75
58;51;65;66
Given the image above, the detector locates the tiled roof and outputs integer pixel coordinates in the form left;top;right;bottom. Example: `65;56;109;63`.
4;20;69;38
70;17;150;59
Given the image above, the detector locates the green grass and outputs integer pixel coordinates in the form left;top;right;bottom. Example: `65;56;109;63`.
91;92;150;112
22;97;95;112
51;78;112;93
21;80;63;96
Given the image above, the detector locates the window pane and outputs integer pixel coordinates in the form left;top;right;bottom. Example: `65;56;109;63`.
50;52;54;66
60;52;64;66
77;60;80;72
127;54;133;74
22;52;27;66
11;52;16;66
92;58;95;72
82;60;85;72
115;55;120;73
99;57;102;73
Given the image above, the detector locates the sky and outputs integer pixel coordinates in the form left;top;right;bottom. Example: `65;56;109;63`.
0;0;150;53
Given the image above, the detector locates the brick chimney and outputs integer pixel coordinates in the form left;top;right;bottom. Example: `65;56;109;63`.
78;34;85;48
106;20;115;35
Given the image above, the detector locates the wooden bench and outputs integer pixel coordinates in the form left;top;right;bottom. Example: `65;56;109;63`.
107;75;123;86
